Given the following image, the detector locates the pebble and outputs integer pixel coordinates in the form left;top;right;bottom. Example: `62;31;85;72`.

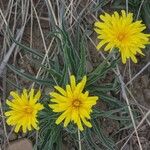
7;139;32;150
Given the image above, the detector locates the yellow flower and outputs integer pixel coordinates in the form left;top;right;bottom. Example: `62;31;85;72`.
5;89;44;133
49;75;98;131
94;10;150;64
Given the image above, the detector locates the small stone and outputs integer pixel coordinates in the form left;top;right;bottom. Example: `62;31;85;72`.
7;139;32;150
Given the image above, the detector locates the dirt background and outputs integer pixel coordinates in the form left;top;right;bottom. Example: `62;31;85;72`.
0;0;150;150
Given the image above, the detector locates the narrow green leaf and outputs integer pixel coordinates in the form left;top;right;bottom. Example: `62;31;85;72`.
7;64;54;86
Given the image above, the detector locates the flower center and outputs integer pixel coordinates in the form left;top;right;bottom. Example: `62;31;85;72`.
24;106;33;114
72;99;81;107
117;33;126;41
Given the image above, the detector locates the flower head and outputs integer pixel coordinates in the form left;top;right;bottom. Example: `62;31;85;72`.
5;89;44;133
49;75;98;131
94;10;150;63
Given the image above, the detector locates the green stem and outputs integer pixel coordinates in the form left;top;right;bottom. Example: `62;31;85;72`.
78;129;82;150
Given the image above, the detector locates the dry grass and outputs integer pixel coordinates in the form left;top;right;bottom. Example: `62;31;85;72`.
0;0;150;149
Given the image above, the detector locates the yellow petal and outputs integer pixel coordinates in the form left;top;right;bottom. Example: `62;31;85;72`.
81;117;92;128
74;76;87;96
14;123;22;133
23;89;28;98
10;91;21;100
54;86;66;96
121;51;127;64
22;125;27;133
76;118;83;131
96;40;108;50
104;43;114;51
71;109;79;123
29;89;34;102
35;103;44;111
86;96;98;105
33;90;41;102
6;100;13;107
21;89;28;104
114;11;119;19
49;103;69;112
79;108;91;119
130;54;137;63
55;111;68;125
5;111;14;116
64;115;71;127
50;98;64;103
121;10;126;18
31;118;38;130
27;119;32;131
50;92;68;102
70;75;76;91
6;117;14;125
66;85;73;98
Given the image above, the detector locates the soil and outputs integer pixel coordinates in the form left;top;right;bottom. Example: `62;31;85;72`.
0;0;150;150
